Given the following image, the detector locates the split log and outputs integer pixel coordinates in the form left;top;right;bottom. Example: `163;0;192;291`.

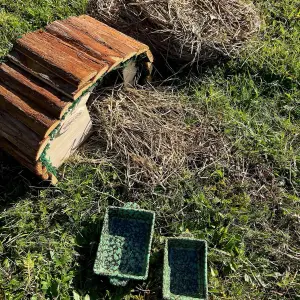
0;83;60;138
0;62;71;119
1;15;154;183
0;110;50;160
46;21;123;71
15;31;102;88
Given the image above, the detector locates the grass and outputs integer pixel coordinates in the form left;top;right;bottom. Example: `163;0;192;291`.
0;0;87;58
0;0;299;299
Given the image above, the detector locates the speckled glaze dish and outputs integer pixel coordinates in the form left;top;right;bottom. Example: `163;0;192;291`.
93;203;155;286
163;237;208;300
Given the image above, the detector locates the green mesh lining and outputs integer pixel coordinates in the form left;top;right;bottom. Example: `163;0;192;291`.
61;82;99;121
112;55;137;71
39;144;57;176
49;125;61;141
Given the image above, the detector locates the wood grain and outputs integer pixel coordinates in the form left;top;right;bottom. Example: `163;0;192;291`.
7;51;79;99
0;83;60;138
66;16;138;61
47;105;92;168
0;62;71;119
79;15;150;56
34;31;109;81
46;21;123;71
0;110;50;160
15;31;100;88
0;137;46;176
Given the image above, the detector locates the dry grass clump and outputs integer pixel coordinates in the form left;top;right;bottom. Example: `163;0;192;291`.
87;0;260;64
78;87;229;189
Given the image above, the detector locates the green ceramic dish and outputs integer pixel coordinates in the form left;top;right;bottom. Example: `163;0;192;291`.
163;237;208;300
93;203;155;286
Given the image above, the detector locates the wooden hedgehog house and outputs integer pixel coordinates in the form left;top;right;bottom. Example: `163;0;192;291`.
0;15;153;184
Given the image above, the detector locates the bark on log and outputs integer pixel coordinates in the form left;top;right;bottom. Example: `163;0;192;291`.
7;51;80;99
66;16;138;61
78;15;153;61
0;137;46;176
0;83;60;138
41;167;50;180
15;31;101;88
0;110;50;160
0;62;71;119
31;31;109;81
46;21;123;71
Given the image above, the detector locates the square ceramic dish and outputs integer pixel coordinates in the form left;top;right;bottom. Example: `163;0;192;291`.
163;237;208;299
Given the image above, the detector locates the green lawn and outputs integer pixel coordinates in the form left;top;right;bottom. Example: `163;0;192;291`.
0;0;299;299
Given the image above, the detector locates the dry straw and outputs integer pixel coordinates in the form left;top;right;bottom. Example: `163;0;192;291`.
88;0;260;64
77;87;230;189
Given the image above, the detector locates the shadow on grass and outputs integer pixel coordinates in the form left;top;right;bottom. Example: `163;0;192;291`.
146;250;164;299
73;219;133;299
73;219;164;299
0;150;52;211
